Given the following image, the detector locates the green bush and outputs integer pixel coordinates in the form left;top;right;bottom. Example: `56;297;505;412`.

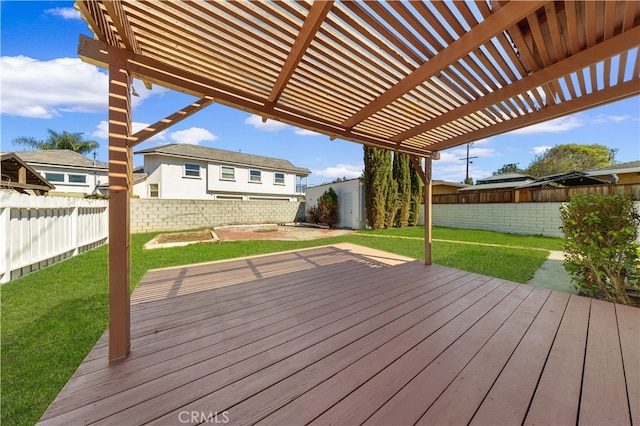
316;187;339;228
560;194;640;304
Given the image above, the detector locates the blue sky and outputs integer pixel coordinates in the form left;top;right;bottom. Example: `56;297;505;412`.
1;1;638;186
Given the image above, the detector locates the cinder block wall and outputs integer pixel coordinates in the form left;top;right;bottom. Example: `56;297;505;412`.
130;199;306;233
430;202;640;239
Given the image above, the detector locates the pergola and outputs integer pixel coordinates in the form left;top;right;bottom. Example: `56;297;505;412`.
75;0;640;362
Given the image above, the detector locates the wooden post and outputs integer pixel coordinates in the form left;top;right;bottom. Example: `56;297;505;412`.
424;156;432;265
108;54;131;363
17;167;26;184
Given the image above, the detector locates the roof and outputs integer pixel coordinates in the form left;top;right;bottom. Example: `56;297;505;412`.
0;153;56;193
432;180;470;189
76;1;640;157
477;173;535;184
458;179;535;192
585;160;640;176
517;171;610;188
308;177;363;189
14;150;107;170
135;144;310;175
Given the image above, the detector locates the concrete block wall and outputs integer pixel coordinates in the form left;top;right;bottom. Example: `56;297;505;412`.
431;202;640;239
431;203;565;237
131;199;306;233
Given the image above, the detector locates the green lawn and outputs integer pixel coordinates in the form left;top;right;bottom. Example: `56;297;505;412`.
1;227;559;425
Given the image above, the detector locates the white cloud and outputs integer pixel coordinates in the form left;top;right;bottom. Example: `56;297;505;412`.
433;163;492;183
592;114;631;124
1;56;164;119
312;163;363;179
511;115;584;135
438;141;500;164
91;121;167;143
168;127;217;145
244;114;289;132
609;115;632;122
531;145;551;155
1;56;108;118
294;128;321;136
45;7;81;20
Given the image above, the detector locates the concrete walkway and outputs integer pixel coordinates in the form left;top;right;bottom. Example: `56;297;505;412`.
526;250;578;294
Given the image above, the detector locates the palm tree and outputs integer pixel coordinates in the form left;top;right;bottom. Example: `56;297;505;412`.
13;129;99;155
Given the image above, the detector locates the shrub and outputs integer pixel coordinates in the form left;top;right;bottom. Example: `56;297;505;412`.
560;193;640;305
306;205;320;224
317;187;339;228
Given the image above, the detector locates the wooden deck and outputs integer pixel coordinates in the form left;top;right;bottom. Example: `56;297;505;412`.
39;243;639;426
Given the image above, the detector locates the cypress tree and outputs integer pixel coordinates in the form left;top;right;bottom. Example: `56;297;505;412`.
385;168;398;228
409;160;423;226
393;152;411;227
363;145;388;229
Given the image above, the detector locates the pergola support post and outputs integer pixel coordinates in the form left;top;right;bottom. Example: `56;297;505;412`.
423;156;432;265
108;54;132;363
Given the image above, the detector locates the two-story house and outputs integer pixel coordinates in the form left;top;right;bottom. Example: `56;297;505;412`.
133;144;310;201
13;150;108;196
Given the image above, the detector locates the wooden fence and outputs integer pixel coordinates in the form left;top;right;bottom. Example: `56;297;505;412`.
433;183;640;204
0;193;108;283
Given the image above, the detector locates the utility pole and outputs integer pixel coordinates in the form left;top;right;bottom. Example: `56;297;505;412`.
460;143;478;184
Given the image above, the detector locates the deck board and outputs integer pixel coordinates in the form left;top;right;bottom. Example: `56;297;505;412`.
580;300;632;425
38;243;640;426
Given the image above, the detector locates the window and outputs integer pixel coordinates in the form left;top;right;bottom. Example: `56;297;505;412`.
45;173;64;182
274;172;285;185
184;163;200;178
249;170;262;183
149;183;159;198
220;166;235;180
68;174;87;184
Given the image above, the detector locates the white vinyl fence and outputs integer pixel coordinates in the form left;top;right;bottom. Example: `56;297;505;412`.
0;193;108;283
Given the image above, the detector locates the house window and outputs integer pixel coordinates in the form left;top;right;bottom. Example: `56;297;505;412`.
68;174;87;184
184;163;200;178
45;173;64;182
149;183;159;198
221;166;235;180
249;170;262;183
274;172;285;185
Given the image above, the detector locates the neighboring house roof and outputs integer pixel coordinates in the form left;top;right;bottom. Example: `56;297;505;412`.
458;179;535;192
132;172;148;185
518;171;610;188
432;180;469;189
15;150;107;170
476;173;535;184
0;152;56;194
135;143;310;175
308;177;363;189
584;160;640;176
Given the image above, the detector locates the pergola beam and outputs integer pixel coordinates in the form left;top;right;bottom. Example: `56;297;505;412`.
78;35;432;157
267;1;334;104
393;26;640;143
432;79;640;151
340;0;548;129
128;97;215;148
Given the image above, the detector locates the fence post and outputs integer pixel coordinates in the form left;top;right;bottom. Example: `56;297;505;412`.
0;194;11;284
71;204;79;256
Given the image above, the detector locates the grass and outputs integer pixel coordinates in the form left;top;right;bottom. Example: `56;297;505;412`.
1;227;560;425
